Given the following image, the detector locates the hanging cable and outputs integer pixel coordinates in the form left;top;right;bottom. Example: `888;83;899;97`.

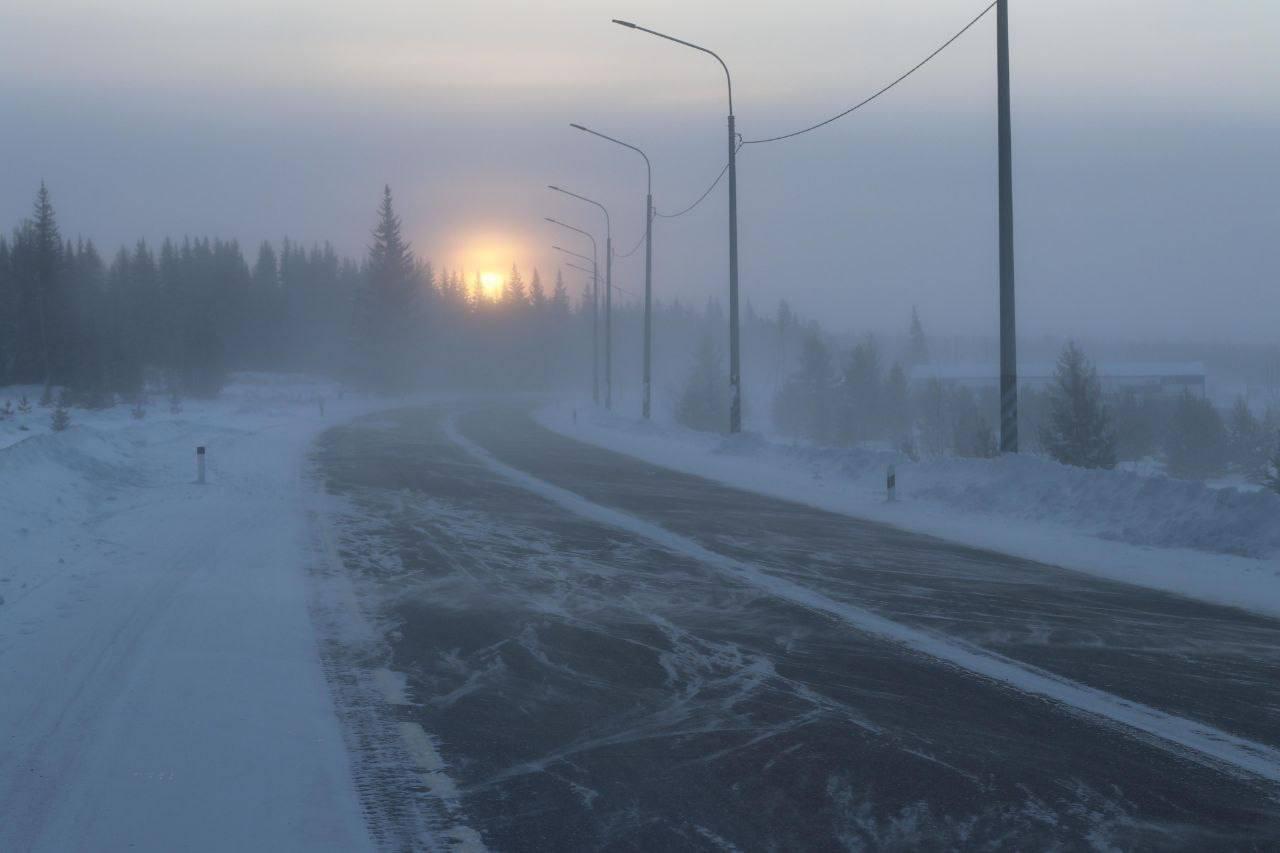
613;229;647;259
741;1;996;146
654;138;743;220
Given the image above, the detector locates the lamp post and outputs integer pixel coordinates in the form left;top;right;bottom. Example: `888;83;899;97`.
550;243;599;405
558;258;601;399
996;0;1018;453
570;123;654;420
613;19;740;433
545;224;599;405
548;186;613;410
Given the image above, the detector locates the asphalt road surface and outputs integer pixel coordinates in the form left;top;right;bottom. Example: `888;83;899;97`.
311;403;1280;851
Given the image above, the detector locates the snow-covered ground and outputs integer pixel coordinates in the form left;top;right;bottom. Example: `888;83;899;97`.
540;402;1280;620
0;376;376;852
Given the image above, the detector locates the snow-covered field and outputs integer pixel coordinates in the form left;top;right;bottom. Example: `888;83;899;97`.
540;402;1280;620
0;376;375;852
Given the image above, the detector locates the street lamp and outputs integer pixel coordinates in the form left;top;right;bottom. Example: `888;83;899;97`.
558;259;602;400
547;187;614;410
613;19;741;433
570;123;655;420
552;244;594;267
545;215;606;407
562;260;597;282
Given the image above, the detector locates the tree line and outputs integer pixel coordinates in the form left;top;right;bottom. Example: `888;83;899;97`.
0;183;591;405
726;310;1280;491
7;181;1277;489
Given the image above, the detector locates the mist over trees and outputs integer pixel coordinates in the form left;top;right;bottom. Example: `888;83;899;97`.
752;307;1280;490
0;184;586;403
4;182;1280;493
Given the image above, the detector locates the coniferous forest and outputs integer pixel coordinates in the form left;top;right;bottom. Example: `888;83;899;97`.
3;182;1276;488
0;183;591;402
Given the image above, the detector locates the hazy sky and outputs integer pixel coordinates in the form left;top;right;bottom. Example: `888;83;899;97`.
1;0;1277;341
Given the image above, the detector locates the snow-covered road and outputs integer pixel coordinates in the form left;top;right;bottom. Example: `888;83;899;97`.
313;403;1280;850
0;383;371;852
8;389;1280;850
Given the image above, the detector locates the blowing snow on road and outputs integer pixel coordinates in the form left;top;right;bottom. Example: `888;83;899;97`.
308;403;1280;850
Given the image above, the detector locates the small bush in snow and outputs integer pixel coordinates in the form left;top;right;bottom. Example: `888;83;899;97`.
17;395;32;414
0;400;12;420
1039;342;1117;470
50;402;71;432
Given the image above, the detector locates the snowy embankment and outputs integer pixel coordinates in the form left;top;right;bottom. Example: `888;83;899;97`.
539;403;1280;619
0;376;374;852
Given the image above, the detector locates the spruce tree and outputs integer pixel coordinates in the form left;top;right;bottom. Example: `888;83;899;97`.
0;238;14;385
908;305;928;366
551;270;570;315
51;395;71;432
1263;439;1280;495
354;185;420;390
529;269;547;311
838;337;883;444
1164;391;1227;479
1227;396;1266;479
504;265;527;306
773;331;833;443
676;334;728;432
27;183;65;386
1039;342;1117;469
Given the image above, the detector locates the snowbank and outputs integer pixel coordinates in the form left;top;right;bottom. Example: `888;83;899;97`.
539;403;1280;619
0;375;377;851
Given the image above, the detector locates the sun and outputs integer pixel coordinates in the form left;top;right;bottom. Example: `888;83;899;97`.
479;271;504;300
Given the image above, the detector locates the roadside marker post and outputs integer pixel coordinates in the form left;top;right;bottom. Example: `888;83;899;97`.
197;446;206;484
887;464;896;502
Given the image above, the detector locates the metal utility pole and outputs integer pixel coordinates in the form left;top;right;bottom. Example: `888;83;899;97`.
613;19;740;433
997;0;1018;452
548;186;613;410
644;194;653;419
727;112;740;434
569;124;654;419
605;235;613;410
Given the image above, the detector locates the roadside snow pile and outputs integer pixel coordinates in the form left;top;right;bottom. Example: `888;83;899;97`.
539;403;1280;618
0;374;375;852
902;451;1280;558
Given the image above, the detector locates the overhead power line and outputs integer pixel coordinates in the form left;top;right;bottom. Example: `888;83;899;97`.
654;143;740;219
611;2;994;246
741;1;997;145
614;229;647;259
615;140;740;255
